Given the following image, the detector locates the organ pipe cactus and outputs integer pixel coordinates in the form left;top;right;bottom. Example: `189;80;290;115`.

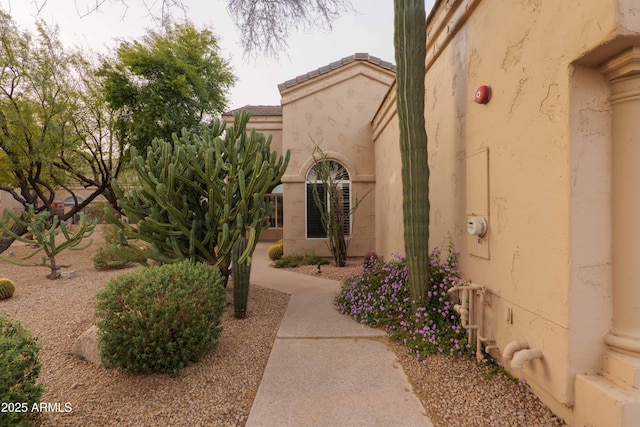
107;111;289;283
232;235;251;318
394;0;430;304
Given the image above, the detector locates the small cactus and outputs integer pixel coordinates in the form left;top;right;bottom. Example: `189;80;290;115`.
268;243;284;261
0;278;16;300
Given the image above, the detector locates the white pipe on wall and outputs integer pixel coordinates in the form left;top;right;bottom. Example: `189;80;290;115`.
511;348;543;369
448;283;495;361
502;340;530;360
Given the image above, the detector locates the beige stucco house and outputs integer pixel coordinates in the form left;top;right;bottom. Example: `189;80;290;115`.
227;1;640;425
224;53;396;257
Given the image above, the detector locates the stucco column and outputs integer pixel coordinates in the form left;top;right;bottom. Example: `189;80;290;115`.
601;47;640;366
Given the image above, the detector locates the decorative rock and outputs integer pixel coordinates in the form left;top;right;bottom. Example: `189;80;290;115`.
72;325;102;366
62;270;77;279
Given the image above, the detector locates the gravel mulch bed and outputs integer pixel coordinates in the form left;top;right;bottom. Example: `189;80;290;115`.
0;227;289;426
1;232;567;427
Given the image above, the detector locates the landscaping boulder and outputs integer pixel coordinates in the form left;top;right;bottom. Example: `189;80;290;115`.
72;325;102;367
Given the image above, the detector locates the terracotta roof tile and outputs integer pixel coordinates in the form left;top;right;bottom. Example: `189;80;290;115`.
223;105;282;116
277;53;396;91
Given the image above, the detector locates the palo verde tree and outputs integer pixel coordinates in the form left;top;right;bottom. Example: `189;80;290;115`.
107;110;289;286
99;21;235;154
0;12;121;254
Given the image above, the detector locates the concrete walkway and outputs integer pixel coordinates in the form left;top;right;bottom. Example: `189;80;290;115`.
246;243;434;427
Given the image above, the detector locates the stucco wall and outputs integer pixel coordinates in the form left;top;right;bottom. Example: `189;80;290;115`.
373;88;404;259
373;0;627;416
281;61;394;258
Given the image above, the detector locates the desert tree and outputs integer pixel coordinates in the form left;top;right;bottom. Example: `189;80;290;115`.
0;12;120;254
98;21;236;154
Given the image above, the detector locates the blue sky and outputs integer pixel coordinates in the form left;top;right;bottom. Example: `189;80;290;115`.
1;0;436;110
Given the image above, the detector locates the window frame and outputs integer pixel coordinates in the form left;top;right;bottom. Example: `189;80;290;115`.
305;160;351;240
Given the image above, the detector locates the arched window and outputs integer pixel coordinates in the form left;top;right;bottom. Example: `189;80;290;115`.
305;160;351;239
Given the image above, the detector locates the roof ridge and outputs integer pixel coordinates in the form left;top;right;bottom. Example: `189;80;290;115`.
278;53;396;91
223;105;282;116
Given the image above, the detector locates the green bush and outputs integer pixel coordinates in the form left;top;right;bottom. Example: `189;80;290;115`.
0;314;43;427
92;245;133;271
271;252;330;268
96;261;226;376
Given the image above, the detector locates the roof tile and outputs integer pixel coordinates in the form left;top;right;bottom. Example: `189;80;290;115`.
278;53;395;91
223;105;282;116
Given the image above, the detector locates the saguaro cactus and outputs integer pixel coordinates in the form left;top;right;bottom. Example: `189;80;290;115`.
394;0;429;304
107;111;289;283
231;236;251;318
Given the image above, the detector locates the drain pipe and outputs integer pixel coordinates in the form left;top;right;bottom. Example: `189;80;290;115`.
511;348;543;369
502;340;542;369
448;283;495;361
477;289;498;358
502;340;529;360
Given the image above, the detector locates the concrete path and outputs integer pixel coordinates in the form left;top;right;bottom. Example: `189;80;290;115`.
246;243;434;427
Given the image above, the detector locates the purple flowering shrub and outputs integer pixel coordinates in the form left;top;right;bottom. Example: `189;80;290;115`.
335;242;472;358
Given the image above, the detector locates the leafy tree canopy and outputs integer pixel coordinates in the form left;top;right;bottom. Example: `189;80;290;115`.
0;11;125;254
99;22;235;153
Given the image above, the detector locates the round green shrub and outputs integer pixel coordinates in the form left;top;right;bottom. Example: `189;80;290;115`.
92;245;132;271
0;314;43;427
95;261;226;376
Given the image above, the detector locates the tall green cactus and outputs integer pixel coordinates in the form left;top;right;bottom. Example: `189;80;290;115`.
394;0;429;304
107;111;289;283
0;205;96;279
231;236;251;318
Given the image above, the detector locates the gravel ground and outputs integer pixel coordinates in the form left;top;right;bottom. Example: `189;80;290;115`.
0;227;289;427
1;232;567;427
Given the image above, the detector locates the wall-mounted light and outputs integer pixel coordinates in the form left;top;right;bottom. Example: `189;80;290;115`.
473;85;491;104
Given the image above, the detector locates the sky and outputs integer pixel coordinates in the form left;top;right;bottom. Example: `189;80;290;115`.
0;0;436;110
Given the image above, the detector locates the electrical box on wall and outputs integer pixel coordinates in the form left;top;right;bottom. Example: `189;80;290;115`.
466;148;490;259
